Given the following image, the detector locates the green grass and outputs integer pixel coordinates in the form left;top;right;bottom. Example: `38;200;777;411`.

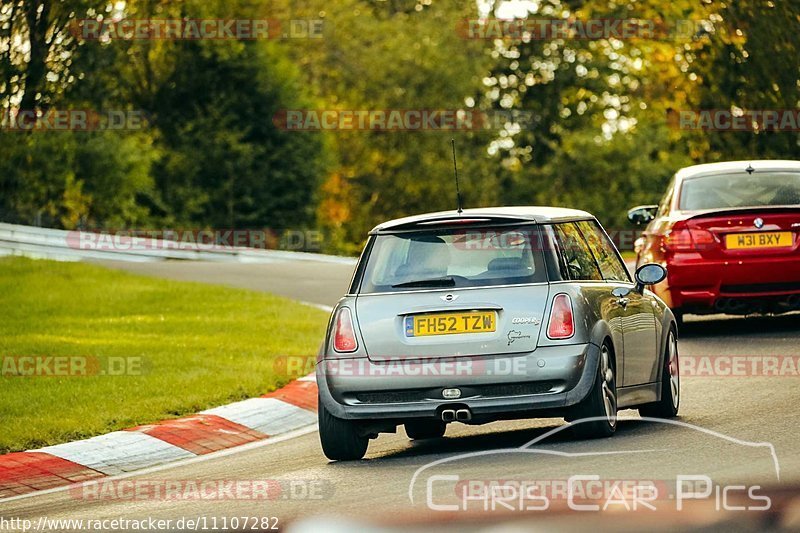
0;257;327;454
619;250;637;261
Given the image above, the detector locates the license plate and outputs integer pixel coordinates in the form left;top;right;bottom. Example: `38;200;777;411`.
405;311;496;337
725;231;793;250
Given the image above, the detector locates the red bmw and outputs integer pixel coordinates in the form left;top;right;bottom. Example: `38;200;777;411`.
629;160;800;323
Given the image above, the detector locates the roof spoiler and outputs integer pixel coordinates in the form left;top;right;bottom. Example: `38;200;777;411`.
685;205;800;221
372;215;537;233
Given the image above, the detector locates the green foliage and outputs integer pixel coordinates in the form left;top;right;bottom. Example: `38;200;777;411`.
275;0;500;252
2;0;328;233
151;39;325;228
0;130;154;228
685;0;800;161
483;0;800;240
526;123;694;229
1;0;798;251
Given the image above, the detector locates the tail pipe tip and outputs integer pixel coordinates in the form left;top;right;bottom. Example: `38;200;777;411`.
441;409;456;422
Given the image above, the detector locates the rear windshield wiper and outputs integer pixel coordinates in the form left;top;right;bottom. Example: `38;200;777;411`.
392;276;456;288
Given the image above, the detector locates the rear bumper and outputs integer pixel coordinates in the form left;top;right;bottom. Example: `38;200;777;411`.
659;253;800;313
317;343;599;421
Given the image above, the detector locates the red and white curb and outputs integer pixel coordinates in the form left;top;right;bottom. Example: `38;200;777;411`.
0;374;318;500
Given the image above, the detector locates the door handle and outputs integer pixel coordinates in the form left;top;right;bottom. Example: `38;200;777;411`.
617;297;630;308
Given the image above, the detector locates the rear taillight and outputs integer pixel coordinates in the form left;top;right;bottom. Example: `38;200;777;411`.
547;294;575;340
333;307;358;352
663;227;716;252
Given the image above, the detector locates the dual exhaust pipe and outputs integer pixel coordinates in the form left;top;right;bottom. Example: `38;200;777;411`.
716;295;800;314
441;408;472;422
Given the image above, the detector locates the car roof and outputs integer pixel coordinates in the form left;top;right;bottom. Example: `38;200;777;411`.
675;160;800;182
370;206;594;233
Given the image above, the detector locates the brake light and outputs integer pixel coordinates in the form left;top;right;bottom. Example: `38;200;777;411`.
547;294;575;339
663;227;716;251
333;307;358;352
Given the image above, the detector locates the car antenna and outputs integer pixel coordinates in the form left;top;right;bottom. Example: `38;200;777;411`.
745;163;755;174
451;139;464;214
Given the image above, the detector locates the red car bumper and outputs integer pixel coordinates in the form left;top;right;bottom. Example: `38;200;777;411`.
656;253;800;314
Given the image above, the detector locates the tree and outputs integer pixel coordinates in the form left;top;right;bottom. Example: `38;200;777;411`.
272;0;499;253
3;0;329;233
0;0;106;112
151;38;326;229
480;0;799;238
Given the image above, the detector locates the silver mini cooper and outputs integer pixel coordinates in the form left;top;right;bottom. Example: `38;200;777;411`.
317;207;679;460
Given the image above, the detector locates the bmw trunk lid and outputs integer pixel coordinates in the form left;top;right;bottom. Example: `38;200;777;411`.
685;207;800;259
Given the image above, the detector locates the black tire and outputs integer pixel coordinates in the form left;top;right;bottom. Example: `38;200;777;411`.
673;309;684;329
405;420;446;440
571;343;617;439
639;329;680;418
318;397;368;461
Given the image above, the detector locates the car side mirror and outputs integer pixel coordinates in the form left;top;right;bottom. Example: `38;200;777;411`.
627;205;658;225
634;263;667;293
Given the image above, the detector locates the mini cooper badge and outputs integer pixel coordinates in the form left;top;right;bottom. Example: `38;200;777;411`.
511;316;541;325
754;218;764;229
441;294;459;302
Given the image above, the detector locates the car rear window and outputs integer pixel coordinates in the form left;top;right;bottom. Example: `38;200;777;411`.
679;172;800;210
357;225;548;294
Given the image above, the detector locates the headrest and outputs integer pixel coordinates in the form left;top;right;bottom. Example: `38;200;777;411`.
487;257;526;271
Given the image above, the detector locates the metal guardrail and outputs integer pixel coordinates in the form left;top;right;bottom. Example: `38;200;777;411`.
0;222;358;265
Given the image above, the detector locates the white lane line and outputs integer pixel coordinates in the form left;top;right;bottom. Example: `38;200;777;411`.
0;424;319;505
38;432;195;476
201;398;317;435
298;301;333;313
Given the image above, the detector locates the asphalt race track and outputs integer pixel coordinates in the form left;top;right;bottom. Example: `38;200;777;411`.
3;258;799;529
